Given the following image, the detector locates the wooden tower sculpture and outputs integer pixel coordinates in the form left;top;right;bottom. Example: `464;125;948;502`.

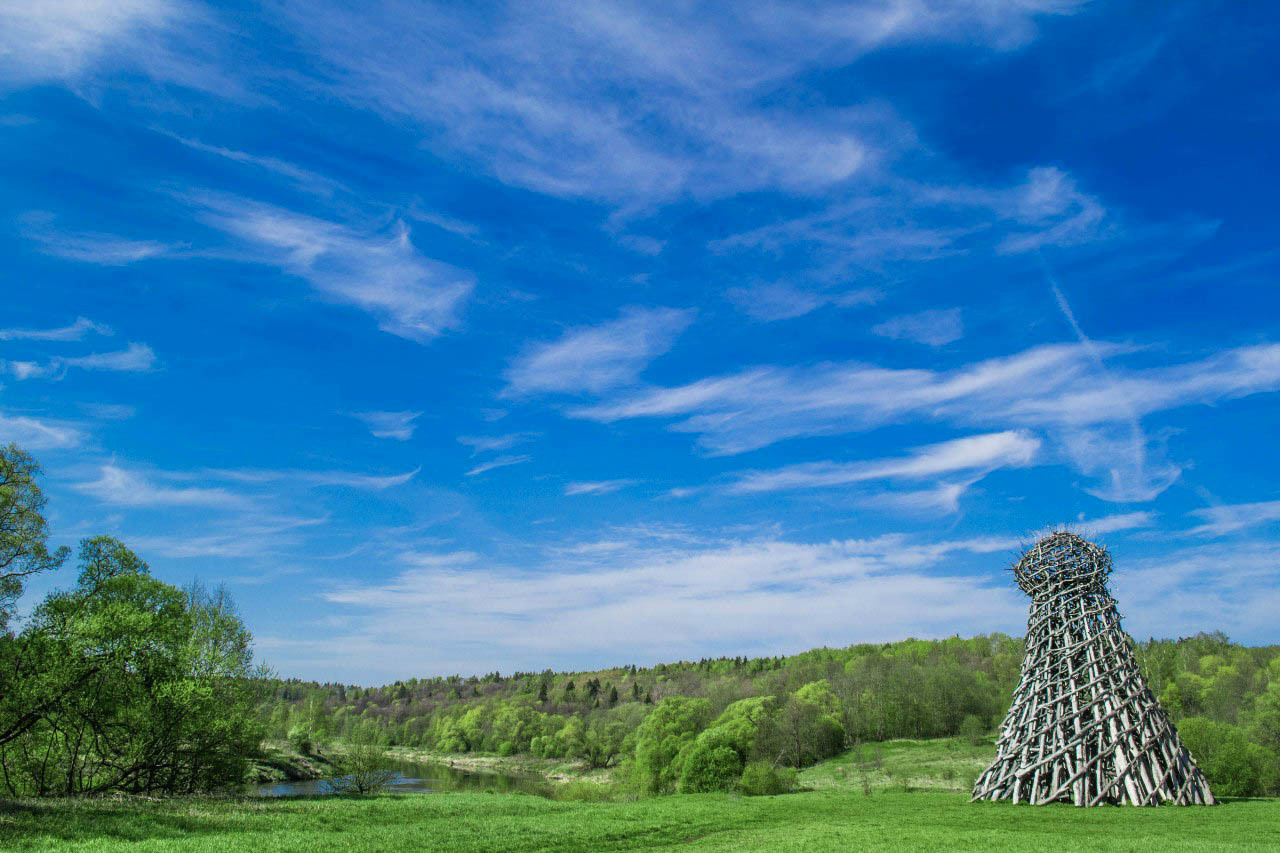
971;532;1214;806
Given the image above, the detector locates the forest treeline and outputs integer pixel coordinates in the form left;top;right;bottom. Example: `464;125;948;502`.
263;630;1280;796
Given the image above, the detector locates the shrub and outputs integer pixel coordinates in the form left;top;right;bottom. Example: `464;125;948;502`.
497;741;516;757
958;714;987;745
739;761;796;796
287;725;313;755
1178;717;1279;797
329;732;395;796
679;742;741;792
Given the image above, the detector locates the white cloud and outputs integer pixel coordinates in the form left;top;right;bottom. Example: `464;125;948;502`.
3;361;60;381
0;0;179;85
74;464;249;509
724;284;880;322
504;306;694;396
564;479;638;496
20;212;178;265
571;342;1280;502
314;529;1030;677
128;515;327;559
0;412;85;449
730;430;1040;493
1187;500;1280;537
205;466;420;490
3;343;156;380
272;1;1079;207
0;316;111;341
63;342;156;372
352;410;421;441
465;455;531;476
872;308;963;347
457;433;535;454
192;195;472;344
1114;540;1280;644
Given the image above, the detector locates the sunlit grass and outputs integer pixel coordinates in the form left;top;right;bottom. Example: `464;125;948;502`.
4;787;1279;852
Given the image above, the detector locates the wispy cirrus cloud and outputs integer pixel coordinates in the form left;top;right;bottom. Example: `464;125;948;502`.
729;430;1039;494
74;464;250;509
0;316;111;341
0;411;85;449
564;479;638;496
0;0;180;86
1187;500;1280;538
276;2;1080;207
571;341;1280;500
465;455;531;477
724;284;880;322
191;194;473;344
20;211;180;265
872;308;963;347
3;342;157;380
351;410;422;441
504;306;693;396
314;528;1034;677
457;433;535;455
203;466;420;490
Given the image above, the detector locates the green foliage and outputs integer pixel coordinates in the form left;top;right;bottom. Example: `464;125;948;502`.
288;724;314;755
957;714;987;745
1178;717;1279;797
329;728;396;796
0;443;68;634
738;760;797;795
633;697;711;793
1;534;264;795
254;629;1280;799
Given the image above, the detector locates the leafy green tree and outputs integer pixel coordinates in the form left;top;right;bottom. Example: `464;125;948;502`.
1;537;264;795
633;697;710;793
1179;717;1279;797
0;444;68;633
329;727;395;796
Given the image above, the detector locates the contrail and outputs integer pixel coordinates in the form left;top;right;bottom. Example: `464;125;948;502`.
1038;253;1153;499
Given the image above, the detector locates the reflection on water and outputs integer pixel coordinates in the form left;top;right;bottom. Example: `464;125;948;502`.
252;757;554;798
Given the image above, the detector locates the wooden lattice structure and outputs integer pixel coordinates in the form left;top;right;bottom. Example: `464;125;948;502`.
971;532;1214;806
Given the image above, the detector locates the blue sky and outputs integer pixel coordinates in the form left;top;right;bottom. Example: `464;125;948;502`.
3;1;1279;684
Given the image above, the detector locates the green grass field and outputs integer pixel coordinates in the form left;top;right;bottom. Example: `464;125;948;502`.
5;790;1279;852
799;736;996;793
5;739;1277;852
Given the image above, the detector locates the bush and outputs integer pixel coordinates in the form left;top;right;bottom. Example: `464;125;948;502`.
739;762;797;796
1178;717;1279;797
958;714;987;745
679;742;741;792
287;725;313;755
329;732;395;796
497;741;516;757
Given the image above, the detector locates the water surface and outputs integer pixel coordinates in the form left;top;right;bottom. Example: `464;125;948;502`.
253;757;554;797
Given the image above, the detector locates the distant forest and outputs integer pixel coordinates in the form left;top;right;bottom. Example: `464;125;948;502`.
262;631;1280;796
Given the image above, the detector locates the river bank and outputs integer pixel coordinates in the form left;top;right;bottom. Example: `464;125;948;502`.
385;747;619;786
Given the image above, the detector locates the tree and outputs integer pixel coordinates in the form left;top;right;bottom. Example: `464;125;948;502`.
329;726;395;795
0;444;68;633
1178;717;1279;797
633;697;710;793
0;537;265;795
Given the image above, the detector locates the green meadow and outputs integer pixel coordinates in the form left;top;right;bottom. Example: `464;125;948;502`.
6;739;1278;853
5;789;1278;853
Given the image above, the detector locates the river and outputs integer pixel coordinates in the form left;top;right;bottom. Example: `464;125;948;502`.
252;757;555;797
